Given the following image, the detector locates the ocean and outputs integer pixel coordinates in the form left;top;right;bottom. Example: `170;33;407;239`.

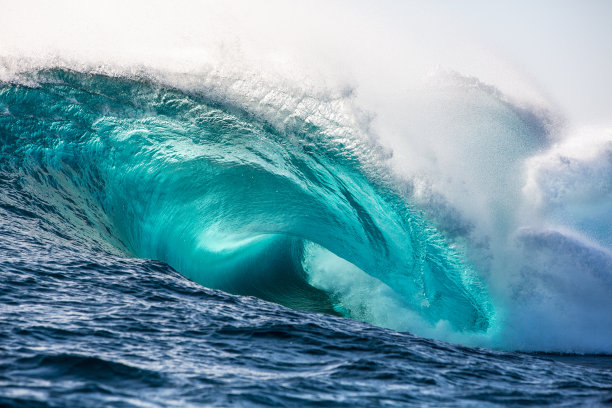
1;67;610;406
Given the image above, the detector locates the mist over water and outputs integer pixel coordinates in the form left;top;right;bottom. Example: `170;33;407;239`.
1;0;611;355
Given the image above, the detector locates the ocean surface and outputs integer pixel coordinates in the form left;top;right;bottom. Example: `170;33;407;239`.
1;69;611;407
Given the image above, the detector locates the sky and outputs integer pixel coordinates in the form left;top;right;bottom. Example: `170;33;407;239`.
439;0;612;125
1;0;610;126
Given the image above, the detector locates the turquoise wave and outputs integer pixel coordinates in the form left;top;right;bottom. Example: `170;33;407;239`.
0;69;493;333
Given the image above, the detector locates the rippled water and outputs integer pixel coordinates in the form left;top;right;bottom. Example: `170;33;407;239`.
1;233;611;407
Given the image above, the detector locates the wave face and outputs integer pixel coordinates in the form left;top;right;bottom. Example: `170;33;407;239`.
0;69;493;334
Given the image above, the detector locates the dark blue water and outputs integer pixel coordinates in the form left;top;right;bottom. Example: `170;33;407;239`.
1;70;611;407
2;229;612;407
